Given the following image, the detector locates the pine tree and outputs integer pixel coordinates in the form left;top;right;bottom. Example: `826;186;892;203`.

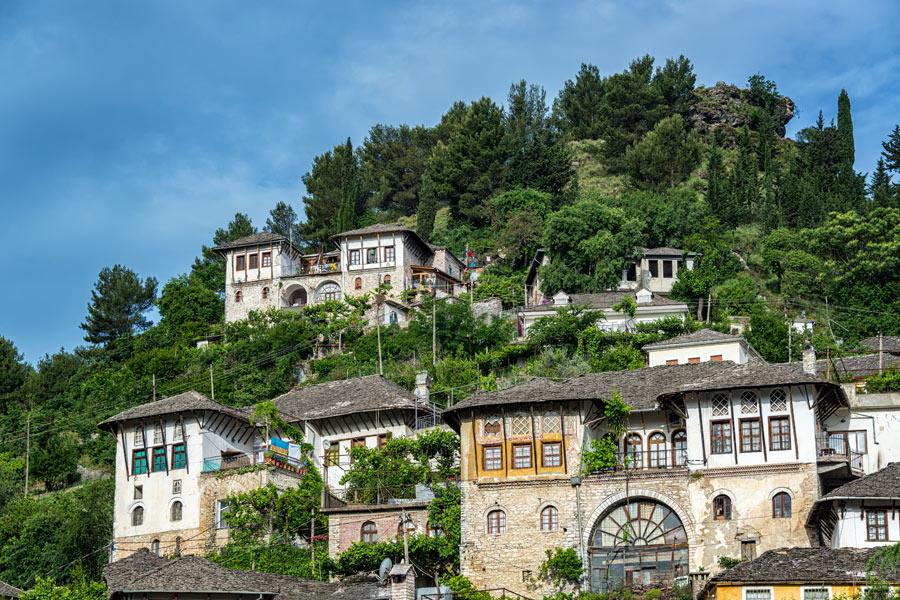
870;158;896;208
416;194;437;241
882;125;900;174
728;125;757;224
706;132;728;220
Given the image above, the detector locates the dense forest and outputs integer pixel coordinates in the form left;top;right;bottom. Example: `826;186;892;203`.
1;54;900;595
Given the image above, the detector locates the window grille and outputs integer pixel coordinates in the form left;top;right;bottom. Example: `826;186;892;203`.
543;411;561;434
769;388;788;412
510;412;531;436
740;391;758;414
712;393;729;417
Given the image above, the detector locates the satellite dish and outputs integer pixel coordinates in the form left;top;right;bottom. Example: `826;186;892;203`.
378;557;393;581
322;439;331;450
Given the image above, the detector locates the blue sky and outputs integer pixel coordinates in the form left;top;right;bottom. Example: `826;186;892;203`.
1;0;898;364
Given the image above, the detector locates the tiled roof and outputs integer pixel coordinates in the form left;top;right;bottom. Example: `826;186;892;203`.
271;375;436;422
519;291;687;313
104;549;388;599
821;463;900;500
861;337;900;353
98;391;250;430
212;232;289;251
707;547;896;585
0;580;20;598
643;328;740;349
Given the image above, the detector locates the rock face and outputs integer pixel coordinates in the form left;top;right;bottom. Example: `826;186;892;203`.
691;81;795;142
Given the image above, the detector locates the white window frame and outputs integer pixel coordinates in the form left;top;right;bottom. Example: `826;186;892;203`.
216;499;231;529
742;587;774;600
801;586;832;600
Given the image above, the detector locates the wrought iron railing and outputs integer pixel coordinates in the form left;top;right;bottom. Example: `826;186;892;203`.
816;433;865;470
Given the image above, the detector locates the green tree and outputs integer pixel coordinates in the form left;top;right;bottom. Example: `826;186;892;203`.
361;124;434;216
416;194;437;241
744;310;801;363
19;577;106;600
0;337;30;411
191;213;257;294
30;431;79;491
599;188;709;248
652;54;697;118
300;140;364;248
539;200;643;294
335;138;364;233
492;188;554;220
624;114;702;190
497;210;544;270
837;89;855;166
504;79;550;152
265;201;300;241
553;63;605;140
80;265;157;346
670;219;742;320
526;304;605;354
157;274;223;332
728;125;758;225
870;158;897;208
882;125;900;174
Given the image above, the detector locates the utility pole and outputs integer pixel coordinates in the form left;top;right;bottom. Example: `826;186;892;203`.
210;366;215;400
24;410;30;497
401;510;410;564
152;374;156;402
788;321;793;363
879;331;884;372
432;289;437;366
376;296;384;376
706;293;711;324
311;511;316;573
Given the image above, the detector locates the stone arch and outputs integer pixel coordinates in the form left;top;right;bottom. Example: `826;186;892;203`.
583;488;696;553
282;284;309;307
767;486;794;500
316;280;342;302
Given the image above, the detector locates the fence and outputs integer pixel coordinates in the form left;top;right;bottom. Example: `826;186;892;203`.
815;433;865;470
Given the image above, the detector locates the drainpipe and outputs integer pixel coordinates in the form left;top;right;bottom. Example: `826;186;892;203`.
571;476;587;592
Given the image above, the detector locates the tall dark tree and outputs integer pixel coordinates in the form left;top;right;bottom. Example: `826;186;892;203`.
882;125;900;174
652;54;697;118
300;140;364;248
361;124;434;216
553;63;605;140
870;157;896;208
80;265;157;346
0;336;30;411
837;89;855;166
728;125;757;224
597;55;666;161
416;194;437;241
706;131;728;222
505;79;550;152
191;213;257;294
335;138;362;233
265;201;300;241
624;114;702;190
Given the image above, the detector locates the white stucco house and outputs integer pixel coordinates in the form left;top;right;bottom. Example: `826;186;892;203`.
643;328;763;367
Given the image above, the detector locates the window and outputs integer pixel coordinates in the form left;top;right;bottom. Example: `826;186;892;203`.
849;431;868;454
542;442;562;468
483;415;502;436
483;445;502;470
648;432;666;468
235;255;246;271
773;492;791;518
134;485;143;500
740;419;762;452
740;390;759;414
172;444;187;469
541;506;559;532
711;421;732;454
769;417;791;451
663;260;673;278
513;444;532;469
741;541;757;561
262;252;271;267
134;427;144;447
427;521;444;538
769;388;788;412
249;253;258;269
688;357;700;364
171;500;183;521
511;412;530;436
713;495;732;520
317;282;341;302
350;437;366;464
152;447;167;472
384;246;395;262
712;393;730;417
666;359;678;366
172;422;183;442
367;248;378;264
625;433;643;468
151;539;160;555
132;506;144;526
648;259;659;278
361;521;378;543
543;411;561;434
487;510;506;534
354;277;362;290
397;519;416;540
711;354;723;362
867;510;888;541
235;290;242;303
262;287;269;299
803;588;831;600
378;433;391;448
172;480;181;495
216;500;230;529
626;263;637;282
744;588;772;600
324;445;339;467
384;274;391;286
133;449;148;475
350;249;361;266
153;423;164;445
672;430;687;466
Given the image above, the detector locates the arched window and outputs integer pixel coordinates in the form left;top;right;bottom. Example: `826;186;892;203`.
648;432;666;468
171;500;183;522
741;390;758;414
487;510;506;534
625;433;643;469
773;492;791;518
262;287;269;299
354;277;362;290
672;430;687;467
384;274;391;285
541;506;559;532
483;415;501;437
132;506;144;526
590;498;688;592
317;282;341;302
397;518;416;540
361;521;378;544
235;290;242;303
713;495;732;520
151;539;160;555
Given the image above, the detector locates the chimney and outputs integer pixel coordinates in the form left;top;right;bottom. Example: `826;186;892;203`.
414;371;432;404
802;346;817;376
390;563;416;600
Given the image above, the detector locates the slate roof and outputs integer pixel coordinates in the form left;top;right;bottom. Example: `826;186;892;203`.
820;463;900;500
104;549;388;599
98;391;250;431
643;328;741;349
642;246;695;256
706;547;897;586
212;232;289;251
783;353;898;379
0;580;20;598
671;361;825;395
331;223;412;238
519;290;687;313
271;375;436;422
862;336;900;353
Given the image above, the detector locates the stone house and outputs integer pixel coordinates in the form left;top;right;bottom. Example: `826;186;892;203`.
214;225;466;323
517;289;690;336
643;329;763;367
99;391;305;561
700;546;899;600
440;361;852;597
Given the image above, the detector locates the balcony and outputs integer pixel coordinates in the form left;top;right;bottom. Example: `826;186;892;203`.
586;450;688;474
816;433;864;482
281;262;341;277
201;447;306;476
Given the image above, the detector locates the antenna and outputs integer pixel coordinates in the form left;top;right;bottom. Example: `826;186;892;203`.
378;557;393;581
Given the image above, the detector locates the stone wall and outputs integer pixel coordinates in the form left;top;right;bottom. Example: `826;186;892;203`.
327;507;430;558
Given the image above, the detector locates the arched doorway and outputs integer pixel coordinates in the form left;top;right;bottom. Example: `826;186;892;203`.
589;498;688;591
285;287;308;307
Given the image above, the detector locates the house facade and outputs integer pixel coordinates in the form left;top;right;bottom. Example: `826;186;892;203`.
441;361;851;598
643;329;762;367
214;225;466;323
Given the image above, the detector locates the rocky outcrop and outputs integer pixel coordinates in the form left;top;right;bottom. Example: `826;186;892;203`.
691;81;795;142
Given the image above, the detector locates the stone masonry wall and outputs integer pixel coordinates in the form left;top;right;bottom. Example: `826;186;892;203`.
327;507;430;559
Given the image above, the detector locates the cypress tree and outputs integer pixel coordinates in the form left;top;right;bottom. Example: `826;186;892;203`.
837;89;855;166
335;138;360;233
729;125;757;224
706;131;727;220
416;195;437;241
